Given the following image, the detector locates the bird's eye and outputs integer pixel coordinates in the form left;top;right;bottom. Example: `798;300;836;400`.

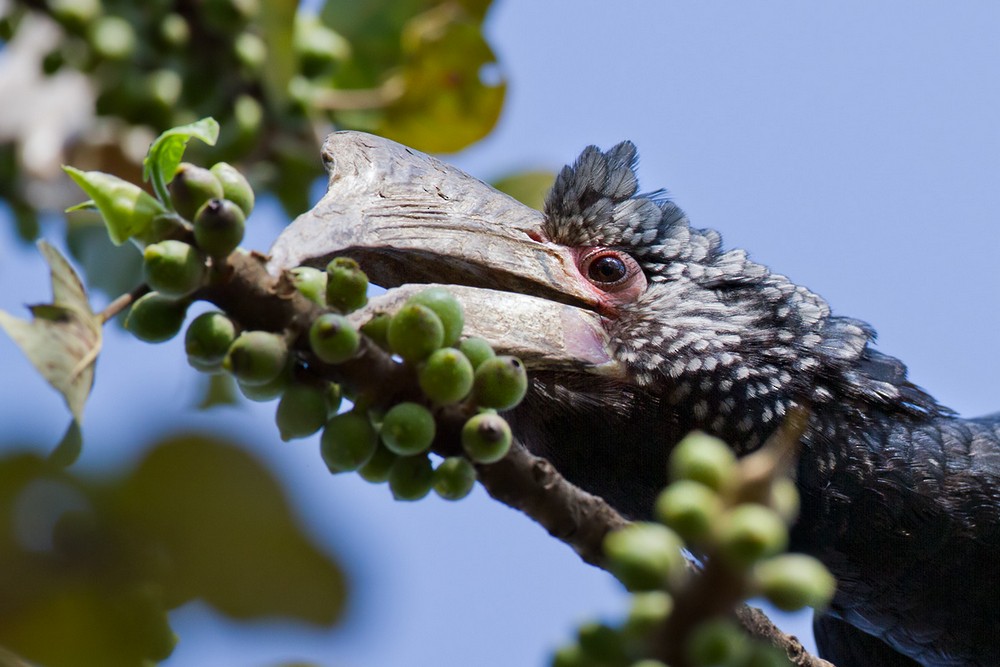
579;249;643;293
588;255;628;283
576;248;647;303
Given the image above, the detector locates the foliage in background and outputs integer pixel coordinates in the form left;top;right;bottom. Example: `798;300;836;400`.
0;1;506;664
0;0;505;294
0;434;345;667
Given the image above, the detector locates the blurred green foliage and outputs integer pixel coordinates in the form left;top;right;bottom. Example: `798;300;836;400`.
0;1;557;664
0;433;346;666
492;170;555;211
0;0;506;295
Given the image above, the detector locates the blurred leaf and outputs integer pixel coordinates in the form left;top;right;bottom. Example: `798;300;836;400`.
0;581;176;667
0;432;347;666
0;454;174;667
258;0;299;108
11;200;39;243
63;167;166;245
0;647;32;667
110;434;347;623
0;242;101;422
49;419;83;468
321;0;428;86
65;216;144;302
377;6;506;153
492;170;556;211
196;372;241;409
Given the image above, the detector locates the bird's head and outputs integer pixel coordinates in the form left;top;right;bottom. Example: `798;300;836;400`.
269;132;931;515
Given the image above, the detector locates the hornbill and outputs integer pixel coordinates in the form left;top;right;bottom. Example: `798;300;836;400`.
269;133;1000;667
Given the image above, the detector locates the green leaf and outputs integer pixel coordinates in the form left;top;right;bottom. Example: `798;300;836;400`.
65;200;98;213
258;0;298;108
142;117;220;204
0;434;348;667
49;420;84;468
63;167;166;245
111;434;347;623
0;242;101;423
65;217;144;303
377;7;506;153
0;454;176;667
321;0;426;86
492;170;556;211
196;373;241;410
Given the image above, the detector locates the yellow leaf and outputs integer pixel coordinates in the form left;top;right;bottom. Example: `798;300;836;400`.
0;242;101;423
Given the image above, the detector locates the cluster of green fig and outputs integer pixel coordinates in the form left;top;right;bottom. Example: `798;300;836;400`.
300;275;528;502
83;127;525;506
552;432;836;667
177;259;527;502
125;160;253;343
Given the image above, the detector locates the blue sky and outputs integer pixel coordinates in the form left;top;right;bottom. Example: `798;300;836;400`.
2;2;999;666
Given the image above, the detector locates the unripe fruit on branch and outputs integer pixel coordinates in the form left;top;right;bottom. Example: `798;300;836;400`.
360;313;391;349
237;369;291;402
625;592;674;635
576;622;627;665
325;257;368;313
752;554;836;611
276;384;328;441
654;479;723;544
405;287;464;347
380;402;435;456
209;162;255;217
321;411;377;472
669;431;737;492
169;163;223;221
143;240;206;297
472;355;528;410
223;331;288;386
357;444;398;484
418;348;474;404
458;336;495;370
290;266;327;305
388;453;434;501
126;292;188;343
461;412;512;463
716;504;788;569
603;522;686;592
309;313;359;364
687;619;748;667
387;303;444;363
432;457;477;500
194;198;245;258
185;311;237;369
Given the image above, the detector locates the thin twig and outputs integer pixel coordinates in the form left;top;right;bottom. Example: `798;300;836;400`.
98;283;150;324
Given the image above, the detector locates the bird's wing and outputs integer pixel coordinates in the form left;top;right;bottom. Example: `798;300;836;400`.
814;614;922;667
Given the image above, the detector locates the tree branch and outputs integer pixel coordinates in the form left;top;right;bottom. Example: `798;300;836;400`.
187;248;832;666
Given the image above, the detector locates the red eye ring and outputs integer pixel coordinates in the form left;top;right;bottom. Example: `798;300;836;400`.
579;249;641;290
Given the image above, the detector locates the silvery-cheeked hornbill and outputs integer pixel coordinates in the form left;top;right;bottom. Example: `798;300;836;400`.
269;133;1000;667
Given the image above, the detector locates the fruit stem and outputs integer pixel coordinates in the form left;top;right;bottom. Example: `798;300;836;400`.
99;283;150;324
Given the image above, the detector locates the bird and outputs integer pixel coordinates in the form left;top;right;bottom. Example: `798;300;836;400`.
269;132;1000;667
